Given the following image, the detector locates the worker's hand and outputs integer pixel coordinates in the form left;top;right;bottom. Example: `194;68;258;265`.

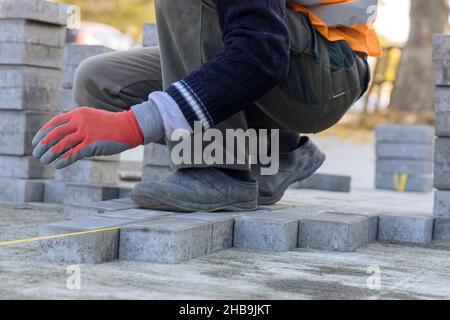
32;107;144;169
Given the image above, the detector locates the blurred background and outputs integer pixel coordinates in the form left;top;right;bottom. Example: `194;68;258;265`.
55;0;450;136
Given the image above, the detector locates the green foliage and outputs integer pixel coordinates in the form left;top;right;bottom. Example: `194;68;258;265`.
58;0;156;41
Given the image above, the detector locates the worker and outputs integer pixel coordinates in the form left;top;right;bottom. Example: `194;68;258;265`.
32;0;381;212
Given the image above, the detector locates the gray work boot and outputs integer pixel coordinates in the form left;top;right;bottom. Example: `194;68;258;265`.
254;136;326;205
131;168;258;212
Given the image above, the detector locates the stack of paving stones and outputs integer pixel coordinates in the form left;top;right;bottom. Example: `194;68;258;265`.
0;0;69;202
43;43;128;204
39;197;438;264
432;35;450;241
375;124;434;193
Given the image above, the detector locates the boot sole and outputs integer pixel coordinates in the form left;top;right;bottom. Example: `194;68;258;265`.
131;192;258;213
258;148;326;206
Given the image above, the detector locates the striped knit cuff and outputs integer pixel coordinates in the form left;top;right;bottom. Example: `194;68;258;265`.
166;80;213;130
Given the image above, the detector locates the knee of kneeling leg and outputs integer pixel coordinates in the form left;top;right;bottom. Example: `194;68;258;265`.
73;56;107;107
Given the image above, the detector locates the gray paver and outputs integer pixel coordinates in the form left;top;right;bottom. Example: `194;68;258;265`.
298;212;370;252
119;218;213;264
378;214;434;246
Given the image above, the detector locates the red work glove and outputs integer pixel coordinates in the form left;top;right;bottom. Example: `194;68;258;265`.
32;107;144;169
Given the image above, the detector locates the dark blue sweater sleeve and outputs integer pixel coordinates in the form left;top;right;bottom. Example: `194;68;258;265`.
166;0;290;129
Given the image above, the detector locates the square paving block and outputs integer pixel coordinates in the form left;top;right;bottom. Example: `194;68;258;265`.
0;0;71;25
64;44;113;67
64;199;140;220
173;212;246;253
375;125;434;144
376;159;433;175
55;159;119;184
0;178;44;202
376;142;433;161
143;23;158;47
375;172;433;193
434;190;450;217
0;66;61;111
39;216;132;264
0;42;63;69
291;173;351;193
233;211;311;252
119;218;213;264
378;214;434;246
0;111;53;156
63;183;120;205
0;19;65;47
298;212;370;252
433;218;450;241
0;155;54;179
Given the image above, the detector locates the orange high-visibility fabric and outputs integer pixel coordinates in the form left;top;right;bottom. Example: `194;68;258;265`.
288;1;382;57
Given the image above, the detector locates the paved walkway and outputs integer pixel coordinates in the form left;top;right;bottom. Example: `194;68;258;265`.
1;136;448;300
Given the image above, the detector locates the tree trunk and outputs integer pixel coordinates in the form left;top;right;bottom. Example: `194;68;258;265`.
389;0;449;112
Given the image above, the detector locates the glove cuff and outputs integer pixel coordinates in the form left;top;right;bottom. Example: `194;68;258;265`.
123;109;145;147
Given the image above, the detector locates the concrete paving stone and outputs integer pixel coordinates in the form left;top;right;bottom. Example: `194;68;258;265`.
233;210;312;252
434;59;450;86
64;199;140;220
63;183;120;205
0;86;60;112
0;66;60;111
143;143;171;167
143;23;158;47
376;159;433;175
378;214;434;246
0;19;65;47
435;87;450;137
173;212;246;253
61;65;77;89
0;111;53;156
376;142;434;161
434;190;450;217
434;164;450;191
118;187;133;199
0;65;60;88
96;208;173;221
298;212;370;252
0;0;71;26
434;138;450;189
328;211;379;243
59;88;76;113
432;34;450;61
433;217;450;241
375;172;433;193
291;173;351;193
55;159;119;184
0;42;64;69
42;180;65;204
38;216;132;264
375;125;434;144
64;44;113;67
0;155;54;179
119;218;213;264
0;178;43;202
142;165;174;182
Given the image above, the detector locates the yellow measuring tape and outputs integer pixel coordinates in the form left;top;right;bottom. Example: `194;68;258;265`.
0;227;121;247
